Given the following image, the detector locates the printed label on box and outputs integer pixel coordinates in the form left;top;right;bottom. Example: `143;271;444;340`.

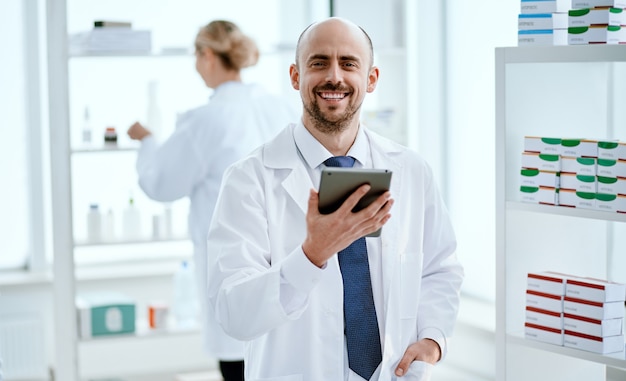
520;186;558;205
561;156;596;176
527;290;564;312
563;313;623;337
528;272;567;295
564;331;625;354
525;322;564;346
564;296;625;320
566;277;626;303
527;306;564;329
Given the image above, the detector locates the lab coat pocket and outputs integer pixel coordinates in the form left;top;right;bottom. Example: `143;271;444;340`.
401;360;433;381
400;258;420;318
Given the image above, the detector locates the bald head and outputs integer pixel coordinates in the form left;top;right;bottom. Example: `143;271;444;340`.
295;17;374;69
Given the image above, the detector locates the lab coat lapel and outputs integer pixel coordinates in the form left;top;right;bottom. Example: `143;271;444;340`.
263;124;311;215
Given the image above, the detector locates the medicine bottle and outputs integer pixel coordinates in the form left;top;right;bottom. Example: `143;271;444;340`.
122;197;142;240
104;127;118;145
86;204;102;242
172;260;198;328
82;107;92;144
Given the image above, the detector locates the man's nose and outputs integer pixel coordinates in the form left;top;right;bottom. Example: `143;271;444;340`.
325;62;343;83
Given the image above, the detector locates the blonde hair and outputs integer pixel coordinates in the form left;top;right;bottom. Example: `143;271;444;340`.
195;20;259;71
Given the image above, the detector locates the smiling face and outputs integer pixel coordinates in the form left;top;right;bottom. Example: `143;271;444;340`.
290;18;378;135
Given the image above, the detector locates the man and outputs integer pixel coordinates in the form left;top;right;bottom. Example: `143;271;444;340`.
207;17;463;381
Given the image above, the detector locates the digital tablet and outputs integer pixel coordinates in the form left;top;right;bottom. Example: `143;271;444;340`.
318;167;392;237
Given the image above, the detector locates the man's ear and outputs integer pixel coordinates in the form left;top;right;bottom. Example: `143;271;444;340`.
367;66;379;93
289;64;300;90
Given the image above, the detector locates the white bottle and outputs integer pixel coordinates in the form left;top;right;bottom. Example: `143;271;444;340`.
86;204;102;242
163;203;173;238
172;260;198;329
82;106;92;144
122;197;142;240
102;208;116;242
147;80;162;140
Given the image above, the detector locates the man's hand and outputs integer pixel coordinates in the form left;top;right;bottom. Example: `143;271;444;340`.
395;339;441;377
127;121;151;141
302;185;393;267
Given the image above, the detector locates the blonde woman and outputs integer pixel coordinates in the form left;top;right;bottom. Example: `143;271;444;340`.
128;20;297;381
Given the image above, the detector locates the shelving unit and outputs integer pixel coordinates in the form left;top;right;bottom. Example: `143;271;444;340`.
496;45;626;381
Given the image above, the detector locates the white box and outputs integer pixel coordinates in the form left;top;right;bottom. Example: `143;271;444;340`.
558;189;595;209
524;136;563;154
527;290;564;312
525;322;564;345
521;0;571;13
569;8;626;27
560;173;596;192
598;141;626;160
566;277;626;303
520;186;559;205
561;156;596;176
564;296;626;320
617;194;626;213
564;331;625;354
596;177;626;195
527;306;564;329
528;271;567;295
595;193;622;212
572;0;626;8
519;28;568;45
522;152;561;171
564;314;623;337
561;138;598;158
597;159;626;178
569;25;626;44
520;169;560;188
520;13;569;30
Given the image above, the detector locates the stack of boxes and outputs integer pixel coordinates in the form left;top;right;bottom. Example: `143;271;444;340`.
520;136;626;212
518;0;626;45
526;272;626;354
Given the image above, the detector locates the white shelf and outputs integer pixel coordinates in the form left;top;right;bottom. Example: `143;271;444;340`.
74;235;189;247
507;333;626;369
507;201;626;223
71;145;139;153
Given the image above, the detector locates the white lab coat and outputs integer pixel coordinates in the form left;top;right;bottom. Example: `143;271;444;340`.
136;81;297;359
207;123;464;380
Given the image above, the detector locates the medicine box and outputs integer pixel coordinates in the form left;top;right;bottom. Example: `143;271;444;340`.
525;322;564;346
569;8;626;27
560;173;596;193
597;159;626;178
566;277;626;303
561;156;596;176
572;0;626;8
524;136;562;154
527;306;564;329
563;331;625;354
527;290;564;312
527;272;567;295
558;189;595;209
598;141;626;160
521;0;571;14
519;13;568;30
522;152;561;171
520;169;560;188
595;193;623;212
518;29;568;45
564;296;625;320
568;25;626;44
596;177;626;195
561;139;598;158
520;186;559;205
76;292;136;339
563;314;623;337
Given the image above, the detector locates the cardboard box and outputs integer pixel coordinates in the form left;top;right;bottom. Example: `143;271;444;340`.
572;0;626;8
560;173;596;193
521;169;560;188
519;28;568;45
521;0;571;14
519;13;568;30
525;322;564;345
76;292;136;338
564;314;623;337
524;136;562;154
568;25;626;44
561;156;596;176
561;139;598;158
520;186;559;205
566;277;626;302
528;271;567;295
598;141;626;160
558;189;595;209
522;152;561;171
597;159;626;178
564;296;625;320
527;306;564;329
527;290;564;312
569;8;626;27
563;331;625;354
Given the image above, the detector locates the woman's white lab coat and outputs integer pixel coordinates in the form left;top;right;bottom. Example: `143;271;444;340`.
136;81;297;359
207;124;464;380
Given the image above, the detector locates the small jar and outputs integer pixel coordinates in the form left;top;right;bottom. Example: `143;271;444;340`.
104;127;118;144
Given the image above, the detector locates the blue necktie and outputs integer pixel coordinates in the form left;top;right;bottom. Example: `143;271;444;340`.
324;156;382;380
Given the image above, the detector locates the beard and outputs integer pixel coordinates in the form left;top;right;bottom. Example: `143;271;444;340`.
303;83;360;134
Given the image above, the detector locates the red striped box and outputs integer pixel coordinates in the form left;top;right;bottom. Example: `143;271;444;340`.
526;306;564;330
564;330;625;354
563;296;625;320
566;277;626;303
525;322;564;346
527;290;564;313
563;313;623;337
527;272;567;296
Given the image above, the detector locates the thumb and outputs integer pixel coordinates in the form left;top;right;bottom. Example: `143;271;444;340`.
307;189;319;213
